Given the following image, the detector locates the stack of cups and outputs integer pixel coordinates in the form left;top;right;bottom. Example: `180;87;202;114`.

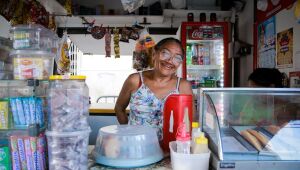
45;75;91;170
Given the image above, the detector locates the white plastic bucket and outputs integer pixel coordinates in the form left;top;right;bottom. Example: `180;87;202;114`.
169;141;210;170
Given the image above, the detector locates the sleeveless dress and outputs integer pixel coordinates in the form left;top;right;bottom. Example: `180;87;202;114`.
128;71;180;140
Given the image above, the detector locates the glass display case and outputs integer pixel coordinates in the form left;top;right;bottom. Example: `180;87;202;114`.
198;88;300;170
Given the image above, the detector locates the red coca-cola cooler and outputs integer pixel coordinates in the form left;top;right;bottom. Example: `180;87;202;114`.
162;94;193;152
179;22;230;93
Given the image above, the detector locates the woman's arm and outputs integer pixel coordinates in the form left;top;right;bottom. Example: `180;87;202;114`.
115;73;139;124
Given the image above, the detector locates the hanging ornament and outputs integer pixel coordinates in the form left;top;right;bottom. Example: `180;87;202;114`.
113;28;120;58
105;28;112;57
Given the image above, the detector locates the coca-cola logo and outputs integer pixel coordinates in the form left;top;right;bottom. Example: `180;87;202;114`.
191;29;202;39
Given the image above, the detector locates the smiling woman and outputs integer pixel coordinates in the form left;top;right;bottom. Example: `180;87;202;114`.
114;37;194;141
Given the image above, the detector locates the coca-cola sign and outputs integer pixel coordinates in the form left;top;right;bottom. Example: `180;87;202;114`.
188;26;218;40
188;27;203;40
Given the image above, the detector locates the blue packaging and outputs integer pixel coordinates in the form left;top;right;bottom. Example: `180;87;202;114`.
15;98;25;125
22;97;31;125
35;98;44;127
28;97;36;124
9;98;20;125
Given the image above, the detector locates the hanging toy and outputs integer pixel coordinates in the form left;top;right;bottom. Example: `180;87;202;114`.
105;28;112;57
113;28;120;58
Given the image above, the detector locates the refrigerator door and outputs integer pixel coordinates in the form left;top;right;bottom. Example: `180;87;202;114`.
181;22;230;93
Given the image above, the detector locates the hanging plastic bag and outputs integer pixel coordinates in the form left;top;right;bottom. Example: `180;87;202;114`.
121;0;145;13
56;33;70;74
132;28;155;70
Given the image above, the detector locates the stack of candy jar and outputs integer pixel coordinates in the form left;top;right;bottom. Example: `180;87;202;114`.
46;75;91;170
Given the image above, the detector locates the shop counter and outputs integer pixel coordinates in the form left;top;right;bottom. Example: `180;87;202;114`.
88;146;172;170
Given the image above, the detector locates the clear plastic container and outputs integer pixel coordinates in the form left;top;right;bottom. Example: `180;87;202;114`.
10;50;54;80
10;24;58;51
93;125;163;168
46;129;91;170
170;141;210;170
47;75;90;132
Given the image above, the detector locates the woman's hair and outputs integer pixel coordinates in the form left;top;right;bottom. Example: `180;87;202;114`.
154;37;184;54
248;68;283;87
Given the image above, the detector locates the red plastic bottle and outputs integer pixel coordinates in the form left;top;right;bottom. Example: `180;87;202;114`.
162;94;193;152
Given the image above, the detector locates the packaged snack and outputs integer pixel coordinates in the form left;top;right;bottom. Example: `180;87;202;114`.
15;98;25;125
0;100;9;129
17;138;27;170
10;136;21;170
105;28;111;58
24;137;35;170
9;98;20;126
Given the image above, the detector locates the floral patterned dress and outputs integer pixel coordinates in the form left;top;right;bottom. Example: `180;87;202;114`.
129;71;180;140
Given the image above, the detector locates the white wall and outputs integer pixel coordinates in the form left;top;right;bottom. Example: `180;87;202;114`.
69;34;177;55
275;3;300;74
238;1;254;87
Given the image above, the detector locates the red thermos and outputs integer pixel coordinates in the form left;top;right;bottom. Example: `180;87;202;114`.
162;94;193;152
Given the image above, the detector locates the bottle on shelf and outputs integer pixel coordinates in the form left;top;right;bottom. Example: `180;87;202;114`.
176;122;191;154
191;122;203;142
191;133;208;154
186;45;192;66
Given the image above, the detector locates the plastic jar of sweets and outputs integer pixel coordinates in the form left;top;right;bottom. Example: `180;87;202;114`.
47;75;90;132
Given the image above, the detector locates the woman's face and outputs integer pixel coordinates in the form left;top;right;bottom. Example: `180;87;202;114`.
153;42;183;76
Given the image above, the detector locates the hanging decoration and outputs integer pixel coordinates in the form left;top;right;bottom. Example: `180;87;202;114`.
113;28;120;58
105;27;112;58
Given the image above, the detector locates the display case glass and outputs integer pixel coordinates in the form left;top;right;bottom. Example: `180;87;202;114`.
198;88;300;169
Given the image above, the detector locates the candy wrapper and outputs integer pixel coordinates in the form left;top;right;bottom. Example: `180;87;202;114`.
91;25;105;40
105;28;111;57
0;100;9;129
10;136;21;170
113;28;120;58
120;27;130;43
